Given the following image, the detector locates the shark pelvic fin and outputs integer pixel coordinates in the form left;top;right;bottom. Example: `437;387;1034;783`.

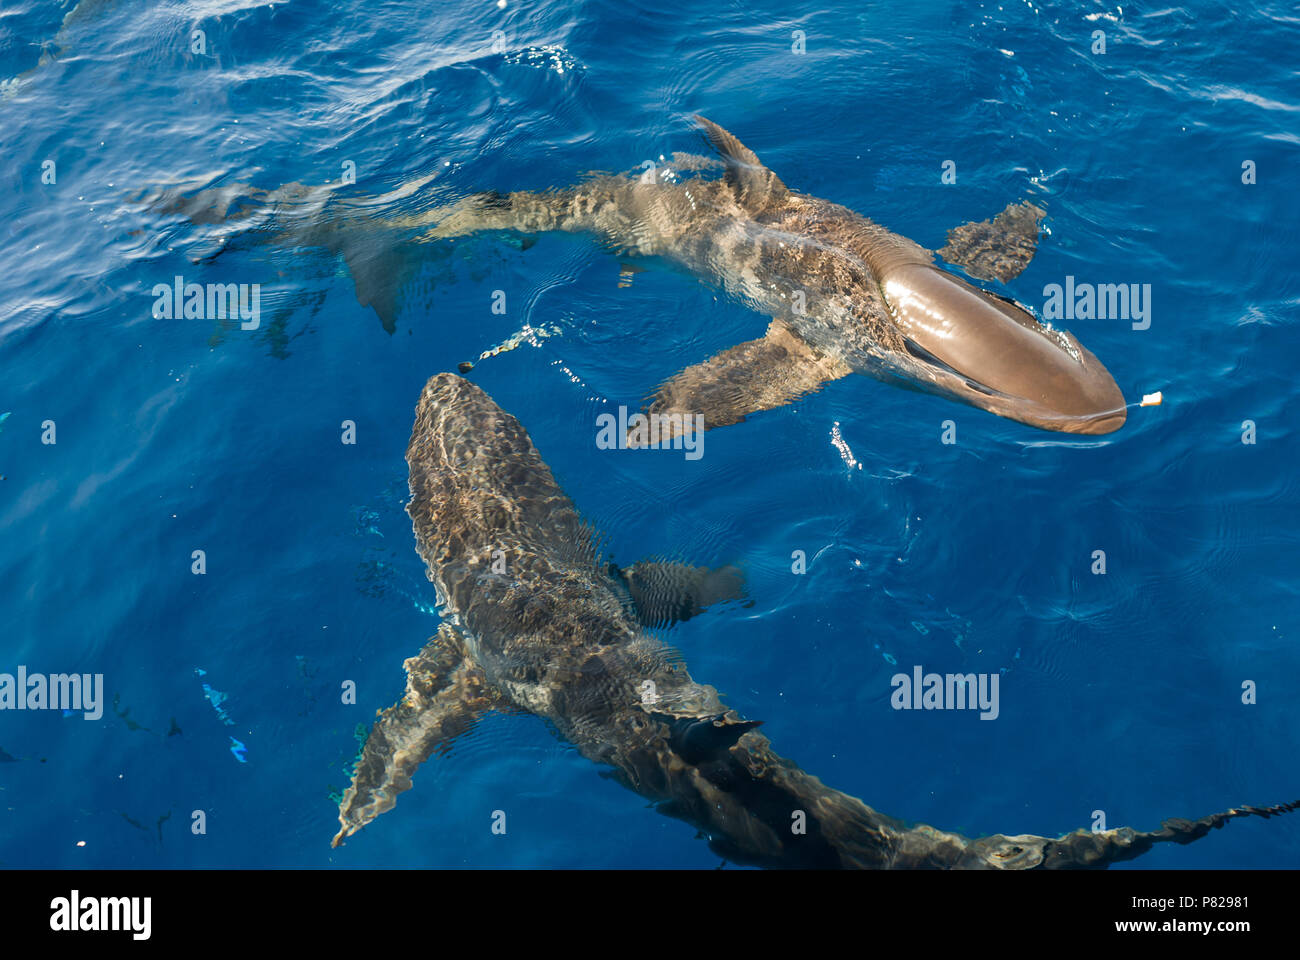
609;559;748;629
938;200;1045;283
693;115;791;210
332;623;498;848
634;320;851;441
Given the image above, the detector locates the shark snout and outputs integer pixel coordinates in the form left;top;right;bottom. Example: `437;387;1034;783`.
881;264;1126;435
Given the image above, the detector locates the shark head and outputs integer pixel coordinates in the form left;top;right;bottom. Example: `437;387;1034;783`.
880;263;1126;435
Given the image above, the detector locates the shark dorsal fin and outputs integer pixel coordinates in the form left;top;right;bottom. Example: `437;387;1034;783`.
693;115;790;210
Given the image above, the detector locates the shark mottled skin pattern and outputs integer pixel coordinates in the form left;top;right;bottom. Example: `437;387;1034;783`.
400;116;1126;436
330;373;1296;868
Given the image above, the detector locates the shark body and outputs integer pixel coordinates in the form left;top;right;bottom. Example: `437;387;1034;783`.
147;117;1126;436
412;117;1127;436
330;373;1293;868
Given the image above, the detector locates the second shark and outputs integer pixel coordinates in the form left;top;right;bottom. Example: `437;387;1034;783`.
330;374;1288;869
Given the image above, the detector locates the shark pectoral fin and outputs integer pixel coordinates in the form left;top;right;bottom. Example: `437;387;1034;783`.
634;321;851;440
331;624;498;848
938;200;1046;283
611;559;748;628
957;798;1300;870
693;115;790;209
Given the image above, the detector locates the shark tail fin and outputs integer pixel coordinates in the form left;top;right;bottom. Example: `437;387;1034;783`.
331;623;498;848
959;798;1300;870
693;115;791;210
334;225;425;334
140;175;444;334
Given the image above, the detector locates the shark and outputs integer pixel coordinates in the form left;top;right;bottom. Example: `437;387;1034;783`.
144;116;1126;438
329;372;1295;868
2;0;117;99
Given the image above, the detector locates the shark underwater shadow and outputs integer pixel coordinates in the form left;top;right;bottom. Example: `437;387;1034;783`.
330;372;1295;869
146;116;1126;437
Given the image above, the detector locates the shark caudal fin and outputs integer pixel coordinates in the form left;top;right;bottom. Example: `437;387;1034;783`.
138;178;331;251
630;319;851;445
938;200;1045;284
693;115;791;211
956;798;1300;869
331;623;499;848
139;174;444;333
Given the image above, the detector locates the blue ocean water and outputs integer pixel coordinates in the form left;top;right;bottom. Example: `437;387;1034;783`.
1;0;1297;869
